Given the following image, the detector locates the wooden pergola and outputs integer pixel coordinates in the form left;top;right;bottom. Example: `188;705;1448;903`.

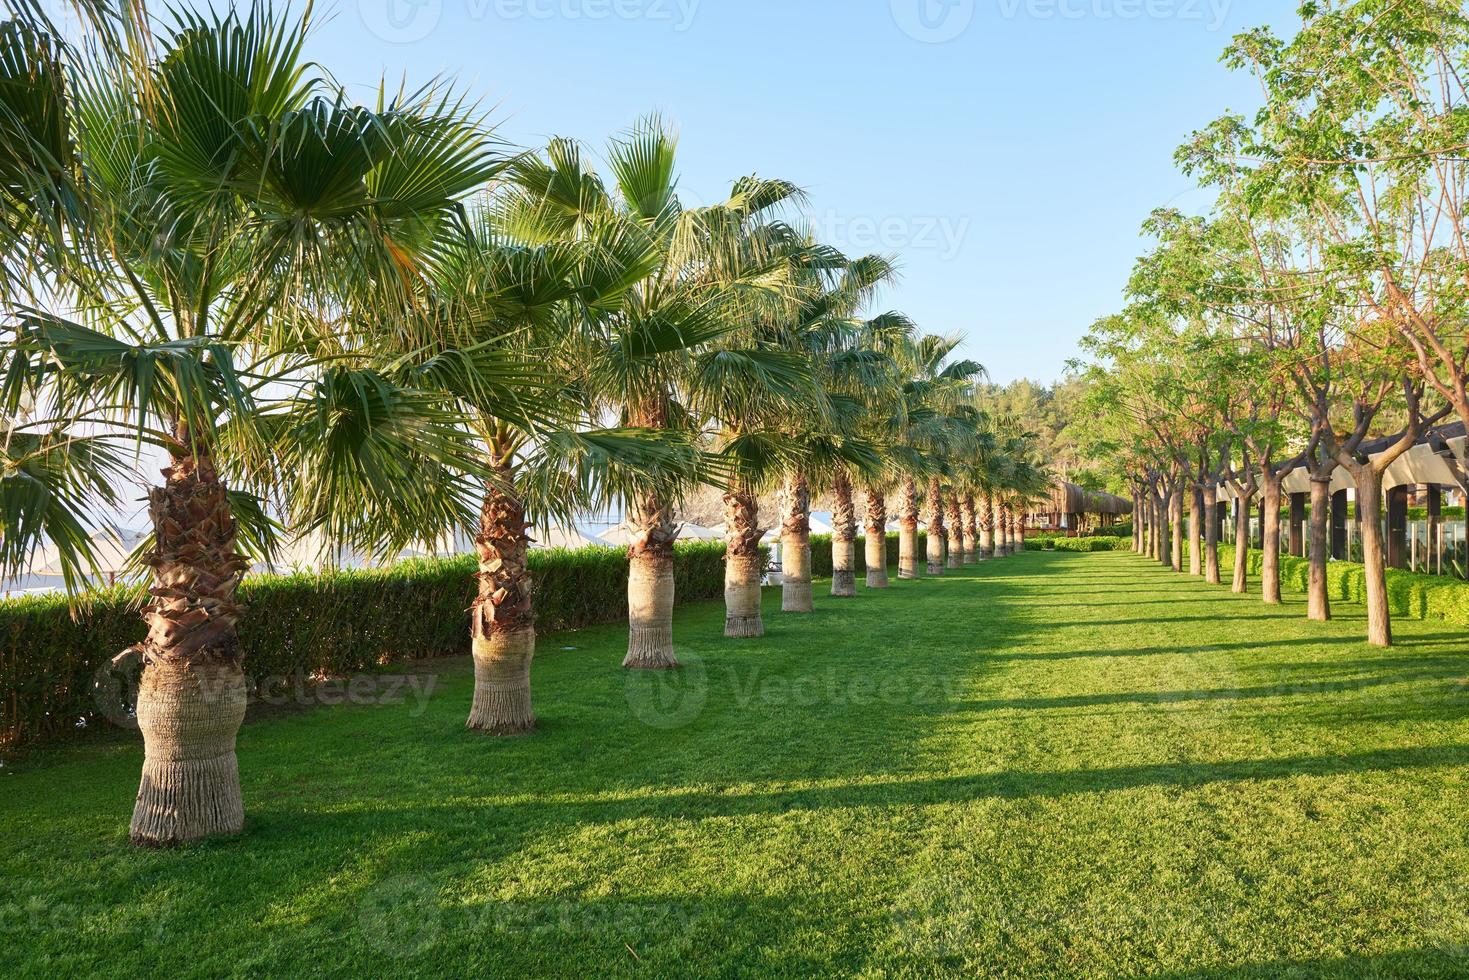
1031;481;1133;536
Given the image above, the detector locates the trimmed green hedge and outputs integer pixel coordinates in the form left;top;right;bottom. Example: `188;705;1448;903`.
1;541;741;753
1217;545;1469;629
807;532;927;578
1051;537;1125;553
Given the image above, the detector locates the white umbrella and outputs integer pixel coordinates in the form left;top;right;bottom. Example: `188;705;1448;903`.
596;525;634;547
676;523;722;541
532;525;598;550
31;526;148;581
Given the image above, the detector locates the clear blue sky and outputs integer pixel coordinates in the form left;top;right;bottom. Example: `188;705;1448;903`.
307;0;1294;385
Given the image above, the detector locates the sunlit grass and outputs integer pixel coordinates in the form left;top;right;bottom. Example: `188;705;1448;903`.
3;551;1468;977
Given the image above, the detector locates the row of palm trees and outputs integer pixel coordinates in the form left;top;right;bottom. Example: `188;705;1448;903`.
0;5;1048;845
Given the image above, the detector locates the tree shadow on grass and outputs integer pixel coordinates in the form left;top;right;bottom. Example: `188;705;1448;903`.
1151;948;1469;979
993;633;1469;663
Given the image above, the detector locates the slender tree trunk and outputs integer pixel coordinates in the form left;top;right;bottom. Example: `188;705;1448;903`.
782;470;814;612
945;497;963;569
961;494;979;564
130;444;249;846
926;478;946;575
1351;468;1393;647
1014;512;1026;552
1260;471;1283;605
864;485;889;589
1169;487;1183;573
899;475;921;580
1307;478;1332;622
723;482;764;637
1133;493;1144;553
1154;493;1169;566
467;456;536;735
1203;484;1221;585
1188;487;1203;576
1232;494;1253;595
980;494;996;559
830;469;858;598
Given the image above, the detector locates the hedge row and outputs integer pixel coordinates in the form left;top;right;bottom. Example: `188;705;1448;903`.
1047;537;1125;553
1;541;739;752
1215;545;1469;629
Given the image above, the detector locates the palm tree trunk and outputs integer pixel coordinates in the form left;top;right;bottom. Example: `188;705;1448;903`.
1014;512;1026;552
781;470;813;612
864;484;889;589
1308;478;1332;621
980;495;996;559
624;487;679;669
899;475;921;580
926;477;946;575
723;483;764;638
830;469;858;598
945;497;963;569
130;444;248;847
625;396;680;669
962;494;978;564
467;456;536;735
1260;471;1283;605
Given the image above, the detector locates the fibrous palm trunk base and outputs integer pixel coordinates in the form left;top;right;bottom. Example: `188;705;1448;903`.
898;528;920;580
725;554;764;638
467;629;536;735
865;530;889;589
625;554;679;669
131;660;247;846
927;531;945;576
831;537;857;597
783;534;814;612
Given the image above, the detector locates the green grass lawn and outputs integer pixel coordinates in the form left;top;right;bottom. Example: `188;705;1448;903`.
4;551;1469;978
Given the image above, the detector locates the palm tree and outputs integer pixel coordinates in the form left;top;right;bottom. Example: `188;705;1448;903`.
1;9;515;845
521;118;800;666
366;151;706;733
896;335;985;578
772;249;891;611
798;259;901;599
